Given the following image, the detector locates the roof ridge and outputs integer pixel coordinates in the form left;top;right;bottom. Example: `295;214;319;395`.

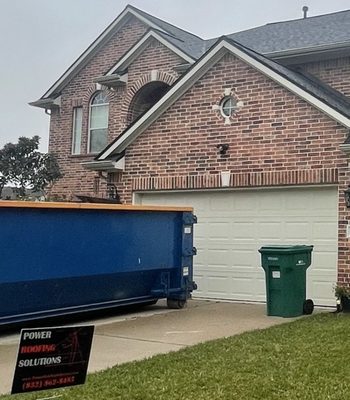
224;36;350;118
96;36;350;161
266;8;350;26
127;4;204;42
205;8;350;42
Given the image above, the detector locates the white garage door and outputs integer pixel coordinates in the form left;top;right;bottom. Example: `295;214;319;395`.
137;187;338;307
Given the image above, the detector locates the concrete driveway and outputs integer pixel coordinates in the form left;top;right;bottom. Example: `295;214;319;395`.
0;299;292;395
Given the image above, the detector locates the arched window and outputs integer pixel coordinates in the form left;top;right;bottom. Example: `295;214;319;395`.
89;91;109;153
128;82;169;124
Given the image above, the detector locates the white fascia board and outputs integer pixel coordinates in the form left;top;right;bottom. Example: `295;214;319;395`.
221;42;350;129
98;39;350;160
127;8;167;33
42;7;167;99
98;44;227;160
339;144;350;154
107;31;194;75
266;40;350;60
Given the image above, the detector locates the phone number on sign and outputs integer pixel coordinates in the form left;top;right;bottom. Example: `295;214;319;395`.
22;375;76;391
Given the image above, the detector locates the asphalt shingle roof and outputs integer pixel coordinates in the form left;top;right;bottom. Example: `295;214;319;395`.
128;5;206;58
225;37;350;119
226;10;350;55
33;6;350;104
136;6;350;119
97;34;350;161
135;7;350;59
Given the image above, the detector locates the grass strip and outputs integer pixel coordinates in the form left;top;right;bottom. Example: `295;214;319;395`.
2;313;350;400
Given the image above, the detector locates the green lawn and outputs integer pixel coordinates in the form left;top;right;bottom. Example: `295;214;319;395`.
3;313;350;400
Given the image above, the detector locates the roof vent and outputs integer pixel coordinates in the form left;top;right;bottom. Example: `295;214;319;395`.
302;6;309;19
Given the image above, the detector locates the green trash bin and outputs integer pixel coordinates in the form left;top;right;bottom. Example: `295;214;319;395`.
259;245;314;318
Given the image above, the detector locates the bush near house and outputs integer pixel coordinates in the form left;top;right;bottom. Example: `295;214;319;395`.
0;136;62;199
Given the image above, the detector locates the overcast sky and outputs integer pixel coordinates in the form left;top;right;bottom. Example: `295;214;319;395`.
1;0;349;151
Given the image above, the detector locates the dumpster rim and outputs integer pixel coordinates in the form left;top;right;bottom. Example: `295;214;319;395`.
0;200;193;213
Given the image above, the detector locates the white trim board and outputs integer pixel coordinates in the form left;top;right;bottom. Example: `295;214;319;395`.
98;39;350;160
42;7;168;99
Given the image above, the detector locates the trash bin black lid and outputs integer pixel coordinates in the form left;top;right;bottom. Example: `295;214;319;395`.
258;245;313;254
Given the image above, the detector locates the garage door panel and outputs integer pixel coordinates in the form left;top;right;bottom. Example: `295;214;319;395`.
285;193;312;211
206;250;232;268
308;278;334;304
258;222;283;240
259;193;284;212
207;275;231;295
312;222;338;239
231;222;255;239
193;274;206;296
309;257;336;274
253;277;266;301
139;187;338;306
233;195;257;212
209;196;234;211
207;222;231;240
231;281;265;301
284;222;311;241
309;193;338;213
230;250;257;267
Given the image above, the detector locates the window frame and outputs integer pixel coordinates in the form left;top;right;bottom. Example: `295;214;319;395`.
88;91;109;154
220;96;237;118
71;106;83;155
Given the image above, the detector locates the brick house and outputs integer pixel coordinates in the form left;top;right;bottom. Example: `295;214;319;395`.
31;6;350;306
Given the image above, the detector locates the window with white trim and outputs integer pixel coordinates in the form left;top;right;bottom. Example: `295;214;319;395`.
89;91;109;153
72;107;83;155
220;96;237;117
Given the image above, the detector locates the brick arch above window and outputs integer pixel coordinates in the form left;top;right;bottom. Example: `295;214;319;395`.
122;71;177;125
83;84;117;104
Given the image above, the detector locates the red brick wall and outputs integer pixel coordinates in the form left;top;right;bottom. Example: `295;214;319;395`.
118;53;348;193
299;56;350;97
112;52;350;283
49;19;182;199
46;21;350;283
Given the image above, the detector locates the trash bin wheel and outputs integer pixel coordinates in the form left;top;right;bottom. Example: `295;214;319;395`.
303;299;314;315
167;299;187;309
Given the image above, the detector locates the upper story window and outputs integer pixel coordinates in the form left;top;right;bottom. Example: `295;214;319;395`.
220;96;236;118
89;91;109;153
128;82;169;124
72;107;83;155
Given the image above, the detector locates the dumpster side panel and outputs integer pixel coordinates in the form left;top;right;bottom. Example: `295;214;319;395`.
0;205;196;325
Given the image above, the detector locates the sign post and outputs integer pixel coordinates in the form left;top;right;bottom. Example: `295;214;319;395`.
11;326;94;394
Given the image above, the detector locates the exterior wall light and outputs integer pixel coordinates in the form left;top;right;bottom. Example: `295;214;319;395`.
217;144;229;155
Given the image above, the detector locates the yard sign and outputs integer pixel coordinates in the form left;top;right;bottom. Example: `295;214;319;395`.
11;325;94;394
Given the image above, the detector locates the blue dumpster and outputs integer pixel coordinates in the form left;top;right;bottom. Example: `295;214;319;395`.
0;201;197;326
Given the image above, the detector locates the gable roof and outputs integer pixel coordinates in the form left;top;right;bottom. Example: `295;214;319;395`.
33;5;203;103
96;36;350;161
127;5;205;59
105;29;196;76
224;9;350;58
30;6;350;108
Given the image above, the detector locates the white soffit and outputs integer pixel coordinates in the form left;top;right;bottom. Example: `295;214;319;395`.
42;7;168;99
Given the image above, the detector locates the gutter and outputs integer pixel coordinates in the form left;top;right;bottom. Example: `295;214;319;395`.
266;40;350;60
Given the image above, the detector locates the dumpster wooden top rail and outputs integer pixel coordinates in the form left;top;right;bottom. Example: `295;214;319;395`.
0;200;193;212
